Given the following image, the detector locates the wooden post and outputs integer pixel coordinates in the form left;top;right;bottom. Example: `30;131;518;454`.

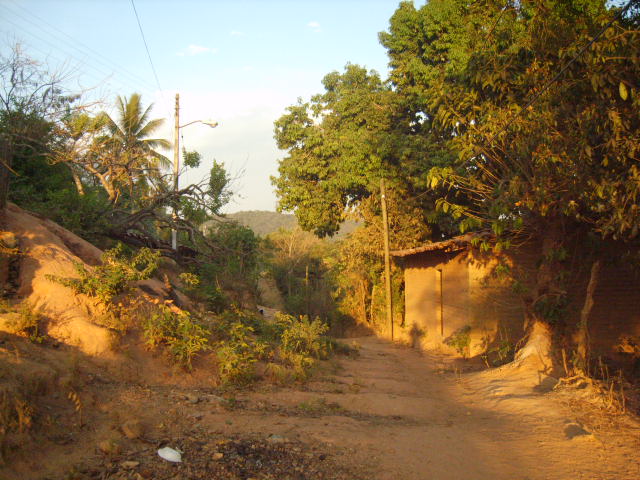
172;93;180;251
437;268;444;336
380;178;393;341
305;264;310;318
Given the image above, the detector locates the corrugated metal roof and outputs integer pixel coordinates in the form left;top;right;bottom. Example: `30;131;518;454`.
390;233;488;257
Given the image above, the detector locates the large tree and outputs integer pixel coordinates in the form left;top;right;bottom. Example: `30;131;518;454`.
0;44;77;210
100;93;171;204
273;63;456;240
381;0;640;366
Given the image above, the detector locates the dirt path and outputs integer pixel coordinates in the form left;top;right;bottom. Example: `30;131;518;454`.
5;336;640;479
240;336;640;480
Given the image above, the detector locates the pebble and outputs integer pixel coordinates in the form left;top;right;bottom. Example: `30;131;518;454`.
121;461;140;469
267;434;288;444
185;393;200;404
122;419;144;439
97;439;121;455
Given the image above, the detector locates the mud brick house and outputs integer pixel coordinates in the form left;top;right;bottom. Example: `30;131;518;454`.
391;235;640;370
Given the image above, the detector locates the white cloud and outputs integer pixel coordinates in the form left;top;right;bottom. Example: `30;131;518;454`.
307;21;321;33
230;30;245;36
176;44;218;57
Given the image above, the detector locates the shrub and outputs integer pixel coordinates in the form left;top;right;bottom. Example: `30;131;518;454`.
143;304;210;370
279;314;331;360
47;243;160;304
216;321;269;386
4;303;43;343
444;325;472;358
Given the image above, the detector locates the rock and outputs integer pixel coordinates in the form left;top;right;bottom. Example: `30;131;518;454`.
185;393;200;404
0;231;18;250
121;461;140;469
212;452;224;460
158;446;182;463
98;439;121;455
267;434;287;444
564;422;591;439
122;419;144;439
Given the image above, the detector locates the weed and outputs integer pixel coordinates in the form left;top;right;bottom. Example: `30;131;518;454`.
444;325;471;358
4;302;44;343
216;321;268;386
296;397;344;416
279;314;331;360
67;390;83;427
47;243;160;304
143;304;210;370
480;328;515;367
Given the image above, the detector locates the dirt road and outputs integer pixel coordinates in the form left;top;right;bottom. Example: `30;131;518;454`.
241;336;640;480
5;336;640;479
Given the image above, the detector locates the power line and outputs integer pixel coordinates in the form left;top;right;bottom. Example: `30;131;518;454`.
0;10;158;102
2;0;158;93
130;0;165;96
129;0;174;130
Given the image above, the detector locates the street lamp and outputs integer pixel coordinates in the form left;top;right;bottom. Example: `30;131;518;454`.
172;93;218;251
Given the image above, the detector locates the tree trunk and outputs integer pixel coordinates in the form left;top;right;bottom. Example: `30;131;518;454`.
515;226;566;374
575;259;601;375
0;139;12;210
70;167;85;196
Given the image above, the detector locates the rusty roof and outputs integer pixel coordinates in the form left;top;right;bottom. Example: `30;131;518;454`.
390;233;489;257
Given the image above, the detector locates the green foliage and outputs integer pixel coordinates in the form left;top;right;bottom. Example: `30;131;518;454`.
272;64;454;239
208;161;233;215
143;304;210;370
2;302;44;343
182;148;201;168
444;325;471;358
215;317;269;386
278;313;331;360
183;221;261;312
47;243;160;303
28;187;113;247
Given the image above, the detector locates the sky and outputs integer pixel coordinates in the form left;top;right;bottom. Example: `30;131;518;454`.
0;0;413;213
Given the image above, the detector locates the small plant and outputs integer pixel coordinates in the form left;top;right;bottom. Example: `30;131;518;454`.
216;321;269;386
179;272;200;289
444;325;472;358
143;304;210;370
47;243;160;304
4;302;44;343
279;314;331;360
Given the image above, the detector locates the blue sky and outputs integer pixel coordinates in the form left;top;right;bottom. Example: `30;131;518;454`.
0;0;413;212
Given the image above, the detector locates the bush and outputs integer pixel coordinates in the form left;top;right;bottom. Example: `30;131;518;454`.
3;302;44;343
444;325;472;358
216;321;268;386
47;243;160;304
143;304;210;370
278;314;331;360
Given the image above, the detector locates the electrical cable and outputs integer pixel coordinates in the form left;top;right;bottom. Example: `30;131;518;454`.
0;12;156;101
2;0;158;93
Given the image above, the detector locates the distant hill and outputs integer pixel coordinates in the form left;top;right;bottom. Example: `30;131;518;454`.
227;211;297;237
211;210;359;239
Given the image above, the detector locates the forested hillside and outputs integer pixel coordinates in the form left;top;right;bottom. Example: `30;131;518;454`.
223;211;358;239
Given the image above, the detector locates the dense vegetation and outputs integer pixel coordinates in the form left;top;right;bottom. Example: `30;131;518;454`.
1;0;639;380
273;0;640;369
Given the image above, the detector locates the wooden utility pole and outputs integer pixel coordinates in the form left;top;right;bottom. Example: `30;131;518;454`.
172;93;180;251
380;178;393;341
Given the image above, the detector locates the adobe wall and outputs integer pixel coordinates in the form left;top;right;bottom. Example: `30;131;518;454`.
397;241;640;369
587;259;640;366
398;248;526;356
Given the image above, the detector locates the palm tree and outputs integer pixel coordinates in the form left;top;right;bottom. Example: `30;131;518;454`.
102;93;171;202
